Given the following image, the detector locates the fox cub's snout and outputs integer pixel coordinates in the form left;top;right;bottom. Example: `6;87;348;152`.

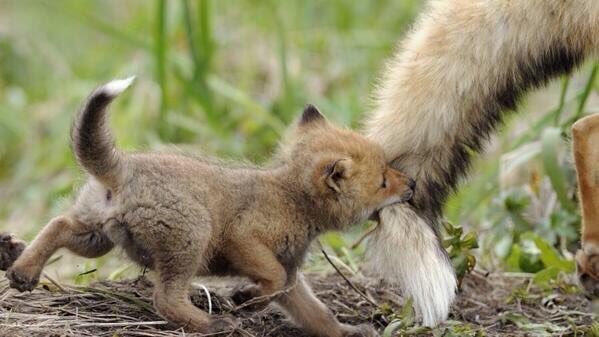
383;167;415;203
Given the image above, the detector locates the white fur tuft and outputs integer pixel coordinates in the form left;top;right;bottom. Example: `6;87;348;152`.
100;76;136;97
365;204;457;326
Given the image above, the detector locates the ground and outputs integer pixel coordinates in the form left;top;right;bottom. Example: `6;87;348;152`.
0;271;595;337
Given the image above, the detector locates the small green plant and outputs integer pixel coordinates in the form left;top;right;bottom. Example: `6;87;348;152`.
382;298;431;336
443;221;478;285
587;321;599;337
432;323;485;337
506;287;539;305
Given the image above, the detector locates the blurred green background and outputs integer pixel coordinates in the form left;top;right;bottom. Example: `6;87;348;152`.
0;0;597;288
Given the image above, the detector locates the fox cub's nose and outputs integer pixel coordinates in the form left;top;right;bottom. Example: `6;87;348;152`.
408;178;416;190
400;178;415;202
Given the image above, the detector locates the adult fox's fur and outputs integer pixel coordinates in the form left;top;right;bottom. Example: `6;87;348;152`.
363;0;599;326
0;78;415;337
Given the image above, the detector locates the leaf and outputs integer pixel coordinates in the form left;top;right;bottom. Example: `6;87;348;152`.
572;63;598;121
518;249;544;273
503;189;531;212
207;75;285;135
526;233;574;272
500;141;541;177
382;319;403;337
532;266;560;287
398;297;415;328
452;254;468;277
495;235;513;259
540;127;576;211
108;264;131;281
462;232;479;249
513;238;545;273
501;312;567;335
74;261;97;285
340;247;359;273
320;232;347;253
502;189;534;233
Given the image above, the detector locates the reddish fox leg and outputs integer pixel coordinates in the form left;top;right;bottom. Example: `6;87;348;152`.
572;113;599;297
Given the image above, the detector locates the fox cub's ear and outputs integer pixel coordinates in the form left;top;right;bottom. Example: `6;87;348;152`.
322;158;351;193
300;104;326;126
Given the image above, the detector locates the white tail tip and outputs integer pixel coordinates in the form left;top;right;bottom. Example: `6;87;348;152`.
101;76;136;96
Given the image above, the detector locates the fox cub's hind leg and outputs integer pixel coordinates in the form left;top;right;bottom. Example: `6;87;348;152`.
5;215;114;292
0;233;26;271
572;113;599;297
150;232;239;332
153;260;239;333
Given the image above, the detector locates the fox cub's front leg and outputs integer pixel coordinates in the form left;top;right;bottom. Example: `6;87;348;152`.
572;113;599;297
276;273;378;337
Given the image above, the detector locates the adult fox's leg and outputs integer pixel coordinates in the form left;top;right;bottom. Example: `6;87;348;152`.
572;113;599;297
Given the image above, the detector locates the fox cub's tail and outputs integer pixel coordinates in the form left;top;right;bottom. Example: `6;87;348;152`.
72;77;135;190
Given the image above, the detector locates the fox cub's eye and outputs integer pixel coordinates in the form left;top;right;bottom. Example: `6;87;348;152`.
380;176;387;189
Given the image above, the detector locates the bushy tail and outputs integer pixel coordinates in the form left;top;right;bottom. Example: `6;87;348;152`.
71;77;135;190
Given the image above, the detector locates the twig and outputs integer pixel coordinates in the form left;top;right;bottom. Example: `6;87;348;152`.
473;268;490;277
45;254;63;267
237;328;258;337
70;321;169;328
42;272;66;292
77;268;98;276
192;283;213;314
318;241;378;307
350;223;378;250
232;280;298;312
463;297;489;308
493;272;535;278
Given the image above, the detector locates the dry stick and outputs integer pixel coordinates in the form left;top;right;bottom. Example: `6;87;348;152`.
194;329;238;337
237;328;258;337
42;272;66;292
67;321;169;328
191;283;213;314
318;242;378;307
232;281;298;312
350;223;378;250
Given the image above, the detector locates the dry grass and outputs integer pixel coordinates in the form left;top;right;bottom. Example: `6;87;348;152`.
0;272;595;337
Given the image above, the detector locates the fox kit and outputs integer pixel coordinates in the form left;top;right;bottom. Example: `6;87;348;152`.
362;0;599;327
0;77;414;336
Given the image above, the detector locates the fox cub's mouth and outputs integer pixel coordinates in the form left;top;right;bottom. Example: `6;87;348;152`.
400;189;413;203
393;177;415;205
369;183;415;221
386;189;413;208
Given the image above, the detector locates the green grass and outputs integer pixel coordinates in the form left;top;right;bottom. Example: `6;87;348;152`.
0;0;597;291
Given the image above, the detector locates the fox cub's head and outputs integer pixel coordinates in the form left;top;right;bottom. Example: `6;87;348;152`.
287;104;415;226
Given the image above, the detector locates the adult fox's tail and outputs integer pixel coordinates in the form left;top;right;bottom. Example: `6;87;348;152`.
72;77;135;191
363;0;599;326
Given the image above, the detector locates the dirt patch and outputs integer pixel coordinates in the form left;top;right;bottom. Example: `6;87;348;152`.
0;272;595;336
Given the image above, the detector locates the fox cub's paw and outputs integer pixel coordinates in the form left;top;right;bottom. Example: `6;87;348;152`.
341;323;379;337
576;243;599;298
6;266;40;292
231;283;260;304
208;314;240;333
231;284;270;310
0;232;26;271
